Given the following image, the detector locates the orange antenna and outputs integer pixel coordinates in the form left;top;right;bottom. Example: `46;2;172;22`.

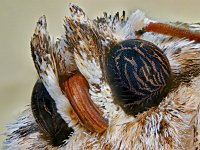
144;22;200;43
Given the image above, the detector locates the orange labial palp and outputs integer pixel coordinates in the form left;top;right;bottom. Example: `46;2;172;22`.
144;22;200;43
63;73;108;133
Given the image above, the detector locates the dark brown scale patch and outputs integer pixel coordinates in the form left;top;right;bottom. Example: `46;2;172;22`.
105;39;172;116
31;80;74;146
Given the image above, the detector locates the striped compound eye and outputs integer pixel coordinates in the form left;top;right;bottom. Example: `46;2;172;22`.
31;80;74;146
105;39;172;116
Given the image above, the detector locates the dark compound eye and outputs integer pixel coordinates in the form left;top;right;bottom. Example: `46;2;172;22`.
31;80;74;146
105;39;172;116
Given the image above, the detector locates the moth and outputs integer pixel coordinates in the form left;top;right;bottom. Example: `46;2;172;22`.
3;4;200;150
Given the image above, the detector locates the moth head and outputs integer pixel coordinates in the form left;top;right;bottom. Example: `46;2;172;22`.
29;3;200;149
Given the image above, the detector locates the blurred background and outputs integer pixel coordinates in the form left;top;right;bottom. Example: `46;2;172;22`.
1;0;200;148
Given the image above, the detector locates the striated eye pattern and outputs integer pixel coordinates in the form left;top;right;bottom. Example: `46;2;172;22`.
31;80;74;146
105;39;172;116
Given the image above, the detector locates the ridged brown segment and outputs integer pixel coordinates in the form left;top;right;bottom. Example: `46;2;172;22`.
63;73;108;133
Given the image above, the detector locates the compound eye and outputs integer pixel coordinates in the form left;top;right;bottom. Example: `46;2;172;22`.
31;80;74;146
105;39;172;116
